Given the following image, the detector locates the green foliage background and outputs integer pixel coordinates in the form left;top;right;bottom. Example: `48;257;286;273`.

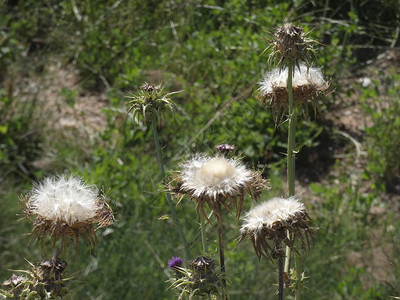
1;0;399;299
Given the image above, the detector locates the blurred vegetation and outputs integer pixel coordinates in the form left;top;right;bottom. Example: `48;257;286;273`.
1;0;399;299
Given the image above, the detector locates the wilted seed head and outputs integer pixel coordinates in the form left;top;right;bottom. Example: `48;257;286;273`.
239;197;314;260
171;155;268;219
258;63;328;113
169;256;224;297
1;258;69;299
23;175;114;252
36;258;67;283
126;82;179;123
275;24;305;60
188;256;216;276
267;23;317;68
2;274;26;287
187;257;221;295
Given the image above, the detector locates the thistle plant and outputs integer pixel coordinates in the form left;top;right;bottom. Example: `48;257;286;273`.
239;197;315;299
126;83;191;260
171;153;268;299
1;175;114;299
257;23;328;299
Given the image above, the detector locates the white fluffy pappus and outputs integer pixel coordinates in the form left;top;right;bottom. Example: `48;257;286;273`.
28;175;99;225
180;156;253;199
259;63;328;95
241;196;305;233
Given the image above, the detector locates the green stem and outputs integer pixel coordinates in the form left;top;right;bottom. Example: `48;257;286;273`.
284;61;302;300
287;61;296;197
278;255;284;300
295;248;302;299
216;202;227;300
199;214;207;255
151;114;191;260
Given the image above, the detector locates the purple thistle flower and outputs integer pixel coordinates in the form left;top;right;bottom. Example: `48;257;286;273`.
168;257;184;269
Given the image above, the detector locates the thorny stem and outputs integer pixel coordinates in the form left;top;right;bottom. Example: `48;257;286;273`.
216;202;227;300
287;60;296;197
151;114;191;261
278;255;284;300
199;214;207;255
284;60;302;300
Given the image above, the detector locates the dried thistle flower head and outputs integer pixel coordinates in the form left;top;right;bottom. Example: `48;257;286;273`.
267;23;317;68
258;63;328;113
187;256;217;277
1;258;69;299
126;82;180;123
171;155;268;219
239;197;314;260
169;256;225;298
23;175;114;252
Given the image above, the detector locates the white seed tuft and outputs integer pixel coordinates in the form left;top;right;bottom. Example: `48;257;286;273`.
28;175;99;225
241;196;305;233
181;156;253;199
259;63;328;95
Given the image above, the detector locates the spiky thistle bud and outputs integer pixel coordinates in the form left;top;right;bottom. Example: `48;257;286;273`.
267;23;317;68
126;82;180;123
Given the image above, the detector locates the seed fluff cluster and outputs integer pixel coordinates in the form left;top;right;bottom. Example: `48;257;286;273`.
23;175;114;251
172;155;267;219
239;197;314;260
258;63;328;113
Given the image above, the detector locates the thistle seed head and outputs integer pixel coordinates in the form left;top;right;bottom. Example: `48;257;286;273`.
239;197;315;260
171;155;268;219
258;63;328;114
23;175;114;253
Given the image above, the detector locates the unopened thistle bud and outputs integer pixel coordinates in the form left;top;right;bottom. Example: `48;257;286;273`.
126;82;180;123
